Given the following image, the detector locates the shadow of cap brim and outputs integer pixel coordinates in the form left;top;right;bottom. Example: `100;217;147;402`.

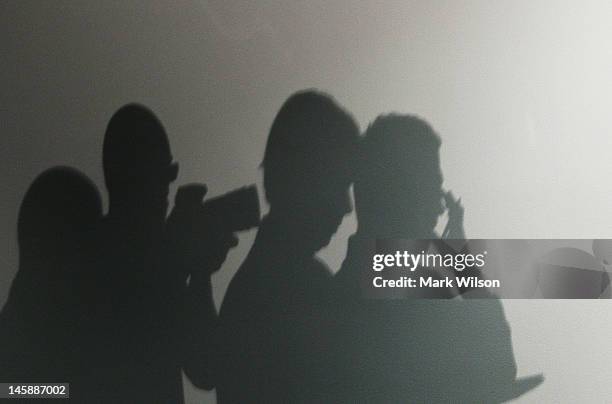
495;374;544;402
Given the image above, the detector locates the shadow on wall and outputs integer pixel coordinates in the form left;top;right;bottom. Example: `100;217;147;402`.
0;94;544;403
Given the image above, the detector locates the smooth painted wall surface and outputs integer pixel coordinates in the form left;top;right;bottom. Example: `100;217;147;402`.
3;2;612;402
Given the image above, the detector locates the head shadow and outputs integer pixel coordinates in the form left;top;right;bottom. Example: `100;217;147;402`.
1;166;102;380
103;103;178;224
17;166;102;275
354;114;444;239
261;89;360;253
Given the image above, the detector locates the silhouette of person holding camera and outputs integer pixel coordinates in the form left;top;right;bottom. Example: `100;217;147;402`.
87;104;237;403
0;167;102;399
172;182;258;390
333;114;540;402
214;90;360;403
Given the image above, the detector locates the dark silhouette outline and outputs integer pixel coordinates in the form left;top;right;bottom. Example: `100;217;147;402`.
0;100;563;403
0;167;102;395
215;90;360;403
87;104;237;403
83;104;184;403
333;114;542;402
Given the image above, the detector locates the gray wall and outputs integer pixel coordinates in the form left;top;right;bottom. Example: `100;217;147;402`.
2;1;612;402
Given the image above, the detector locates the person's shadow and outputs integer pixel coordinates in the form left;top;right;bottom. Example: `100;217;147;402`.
215;90;360;403
333;114;543;403
0;166;102;394
84;103;189;403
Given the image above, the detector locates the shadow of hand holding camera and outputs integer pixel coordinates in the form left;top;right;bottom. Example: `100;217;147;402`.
167;183;260;279
167;184;240;279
